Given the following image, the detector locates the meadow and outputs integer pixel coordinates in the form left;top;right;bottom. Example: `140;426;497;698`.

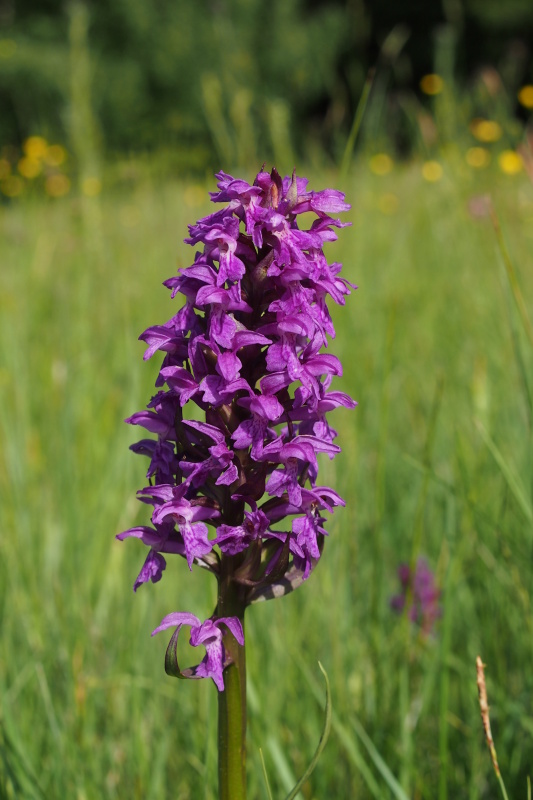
1;152;533;799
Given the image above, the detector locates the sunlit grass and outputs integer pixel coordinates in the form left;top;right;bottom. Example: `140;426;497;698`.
1;157;533;798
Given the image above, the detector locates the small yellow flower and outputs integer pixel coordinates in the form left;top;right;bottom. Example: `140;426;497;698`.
498;150;522;175
466;147;490;168
44;144;67;167
518;85;533;110
82;177;102;197
23;136;48;160
0;158;11;179
422;161;443;182
369;153;394;176
1;175;23;197
378;193;399;215
18;156;41;179
470;119;502;143
45;174;71;197
420;74;444;96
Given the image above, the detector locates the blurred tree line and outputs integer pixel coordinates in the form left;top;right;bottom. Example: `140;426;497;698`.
0;0;532;169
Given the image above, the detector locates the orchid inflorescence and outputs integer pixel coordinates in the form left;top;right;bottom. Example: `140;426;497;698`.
118;167;354;691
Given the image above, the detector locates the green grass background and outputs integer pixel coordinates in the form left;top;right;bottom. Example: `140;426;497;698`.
1;158;533;799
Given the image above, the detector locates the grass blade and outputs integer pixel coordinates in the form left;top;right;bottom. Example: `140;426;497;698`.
0;713;46;799
267;737;300;799
340;69;375;179
259;748;274;800
283;662;332;800
350;715;410;800
295;655;384;798
333;716;384;799
475;420;533;523
490;208;533;351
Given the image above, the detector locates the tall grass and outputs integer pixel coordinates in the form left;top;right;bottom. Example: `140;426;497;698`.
1;157;533;798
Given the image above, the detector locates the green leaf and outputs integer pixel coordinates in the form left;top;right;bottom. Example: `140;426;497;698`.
164;627;202;681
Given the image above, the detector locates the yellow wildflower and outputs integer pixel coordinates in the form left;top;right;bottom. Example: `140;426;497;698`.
518;85;533;110
498;151;522;175
23;136;48;160
420;74;444;95
422;161;443;182
369;153;394;176
18;157;41;179
470;119;502;143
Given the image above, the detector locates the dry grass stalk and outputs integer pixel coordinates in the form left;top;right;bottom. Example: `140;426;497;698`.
476;655;500;777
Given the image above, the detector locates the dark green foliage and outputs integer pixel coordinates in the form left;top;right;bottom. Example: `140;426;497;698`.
0;0;355;164
1;0;532;165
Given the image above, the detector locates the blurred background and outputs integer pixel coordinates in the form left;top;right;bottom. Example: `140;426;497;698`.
2;2;533;799
0;0;533;182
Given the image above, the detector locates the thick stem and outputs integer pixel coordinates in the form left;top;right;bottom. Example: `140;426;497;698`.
217;557;247;800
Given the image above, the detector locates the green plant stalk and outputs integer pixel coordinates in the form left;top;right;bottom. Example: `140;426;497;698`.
437;570;452;800
339;68;374;180
217;559;247;800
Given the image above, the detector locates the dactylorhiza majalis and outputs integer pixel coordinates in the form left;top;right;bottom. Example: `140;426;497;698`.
117;167;355;798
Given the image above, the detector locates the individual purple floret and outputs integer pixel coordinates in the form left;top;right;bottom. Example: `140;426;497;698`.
390;557;441;635
152;613;245;691
118;167;354;690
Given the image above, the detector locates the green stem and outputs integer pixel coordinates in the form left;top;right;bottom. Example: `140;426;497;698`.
217;557;247;800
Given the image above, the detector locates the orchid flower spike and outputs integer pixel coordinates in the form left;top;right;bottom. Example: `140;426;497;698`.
118;167;354;690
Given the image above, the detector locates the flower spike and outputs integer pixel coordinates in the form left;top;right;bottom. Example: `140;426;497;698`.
118;167;353;689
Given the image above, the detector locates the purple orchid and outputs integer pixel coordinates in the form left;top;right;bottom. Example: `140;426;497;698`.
117;520;185;590
118;167;354;694
391;557;441;635
214;507;271;555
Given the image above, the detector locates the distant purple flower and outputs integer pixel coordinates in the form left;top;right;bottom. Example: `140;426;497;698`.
391;558;441;634
118;167;354;690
